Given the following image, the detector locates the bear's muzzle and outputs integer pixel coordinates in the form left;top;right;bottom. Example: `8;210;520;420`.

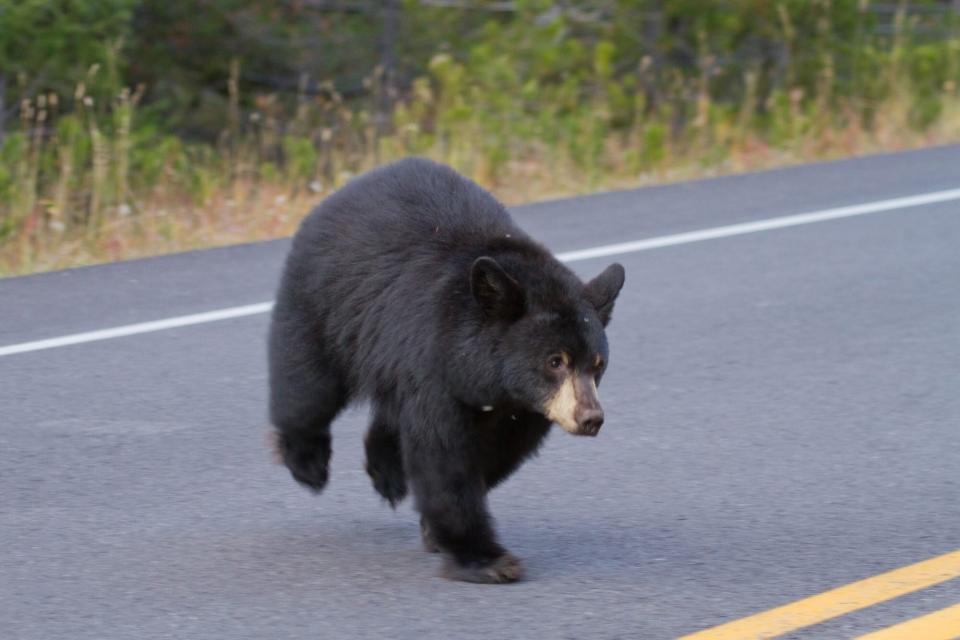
544;373;604;437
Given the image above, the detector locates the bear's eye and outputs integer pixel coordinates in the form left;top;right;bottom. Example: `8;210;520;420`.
548;354;566;370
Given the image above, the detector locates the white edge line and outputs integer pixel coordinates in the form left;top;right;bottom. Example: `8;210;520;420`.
554;187;960;262
2;187;958;357
0;302;274;357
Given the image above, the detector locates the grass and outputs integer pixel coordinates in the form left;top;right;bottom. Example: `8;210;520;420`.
2;30;960;276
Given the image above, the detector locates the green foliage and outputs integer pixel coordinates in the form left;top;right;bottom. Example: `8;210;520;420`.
282;135;319;183
0;0;136;98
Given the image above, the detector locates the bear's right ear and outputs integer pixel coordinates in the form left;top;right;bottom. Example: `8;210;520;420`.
584;262;625;326
470;257;525;320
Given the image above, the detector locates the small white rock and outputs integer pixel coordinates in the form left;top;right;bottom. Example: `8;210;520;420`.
481;405;494;412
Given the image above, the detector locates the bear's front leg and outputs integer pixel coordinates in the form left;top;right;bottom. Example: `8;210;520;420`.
403;422;524;584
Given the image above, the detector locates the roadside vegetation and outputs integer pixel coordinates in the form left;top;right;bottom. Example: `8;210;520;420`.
1;0;959;275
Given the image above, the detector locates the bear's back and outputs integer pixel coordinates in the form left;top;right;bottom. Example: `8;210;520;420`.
302;157;517;251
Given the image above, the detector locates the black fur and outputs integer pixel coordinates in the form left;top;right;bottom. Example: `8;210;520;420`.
268;157;624;583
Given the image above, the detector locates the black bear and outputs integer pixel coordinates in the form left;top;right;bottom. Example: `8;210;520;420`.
269;158;624;583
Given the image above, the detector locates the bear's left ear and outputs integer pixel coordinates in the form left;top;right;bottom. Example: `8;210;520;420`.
583;263;625;326
471;256;525;321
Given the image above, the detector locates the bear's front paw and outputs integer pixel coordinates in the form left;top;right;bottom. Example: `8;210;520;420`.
366;462;407;507
442;553;525;584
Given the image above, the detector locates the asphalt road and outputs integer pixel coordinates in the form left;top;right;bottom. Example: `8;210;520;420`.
2;146;959;639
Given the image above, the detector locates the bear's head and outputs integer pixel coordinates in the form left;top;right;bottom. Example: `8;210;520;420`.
470;256;625;437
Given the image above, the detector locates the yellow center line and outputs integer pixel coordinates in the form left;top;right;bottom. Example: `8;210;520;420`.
678;549;960;640
855;601;960;640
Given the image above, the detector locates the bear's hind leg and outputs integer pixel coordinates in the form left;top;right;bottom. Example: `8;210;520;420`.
269;318;347;493
364;414;407;507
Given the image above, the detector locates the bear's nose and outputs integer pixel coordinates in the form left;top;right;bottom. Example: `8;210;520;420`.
578;409;604;436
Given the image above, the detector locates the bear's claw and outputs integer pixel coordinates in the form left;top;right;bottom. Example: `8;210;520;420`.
442;553;525;584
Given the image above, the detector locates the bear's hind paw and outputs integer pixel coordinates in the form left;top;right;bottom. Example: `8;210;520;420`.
420;517;440;553
276;431;331;493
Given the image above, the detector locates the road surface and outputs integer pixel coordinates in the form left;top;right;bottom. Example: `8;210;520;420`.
2;146;959;639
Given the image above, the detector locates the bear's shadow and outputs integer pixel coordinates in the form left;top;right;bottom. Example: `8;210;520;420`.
181;512;692;592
